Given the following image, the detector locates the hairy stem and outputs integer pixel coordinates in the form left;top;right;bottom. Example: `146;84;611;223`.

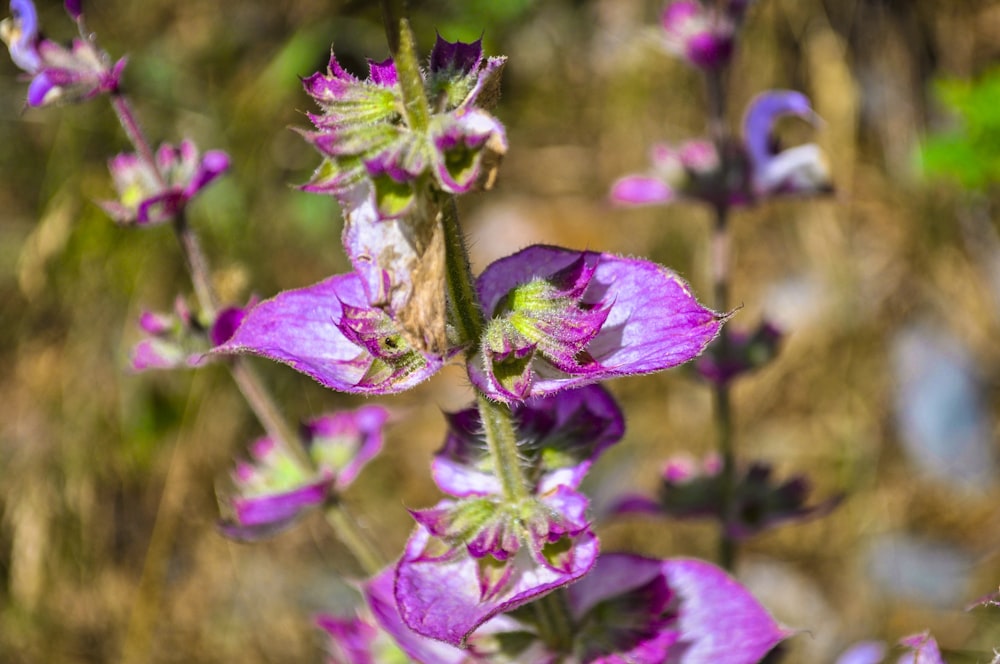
441;196;484;346
478;394;529;503
705;67;738;571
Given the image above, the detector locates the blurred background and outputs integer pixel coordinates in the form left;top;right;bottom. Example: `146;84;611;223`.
1;0;999;661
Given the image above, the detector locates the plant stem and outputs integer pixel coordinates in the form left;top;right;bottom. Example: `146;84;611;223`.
532;591;575;654
110;93;164;188
478;394;529;503
441;196;484;346
704;67;738;571
324;502;386;576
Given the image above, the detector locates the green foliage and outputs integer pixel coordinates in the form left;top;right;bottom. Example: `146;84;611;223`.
919;66;1000;190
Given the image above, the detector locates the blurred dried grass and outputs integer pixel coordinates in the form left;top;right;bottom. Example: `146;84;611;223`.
0;0;998;662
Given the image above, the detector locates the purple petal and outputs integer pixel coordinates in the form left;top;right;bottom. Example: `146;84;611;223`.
662;558;790;663
835;641;888;664
363;568;470;664
232;481;329;527
606;494;663;516
395;525;599;646
209;304;249;347
64;0;81;20
315;614;378;664
742;90;815;190
129;338;185;372
429;34;483;75
185;149;231;198
26;70;56;106
897;632;944;664
367;57;397;87
6;0;41;71
215;273;444;395
471;246;721;401
610;175;674;206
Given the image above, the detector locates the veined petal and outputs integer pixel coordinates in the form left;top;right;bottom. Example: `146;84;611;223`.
661;558;790;663
472;246;721;401
395;524;598;647
215;273;444;395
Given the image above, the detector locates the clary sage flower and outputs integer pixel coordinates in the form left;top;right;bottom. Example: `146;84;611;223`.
611;90;832;207
1;0;124;106
300;35;507;218
101;140;230;226
219;405;389;541
395;386;623;645
470;245;722;403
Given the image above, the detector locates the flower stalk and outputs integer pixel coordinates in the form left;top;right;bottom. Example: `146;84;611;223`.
704;66;738;571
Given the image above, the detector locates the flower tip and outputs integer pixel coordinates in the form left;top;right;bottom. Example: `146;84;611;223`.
64;0;82;20
609;175;673;206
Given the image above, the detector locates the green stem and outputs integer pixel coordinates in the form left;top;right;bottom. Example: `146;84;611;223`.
478;395;529;503
393;19;431;132
532;591;575;654
324;502;386;576
441;196;484;346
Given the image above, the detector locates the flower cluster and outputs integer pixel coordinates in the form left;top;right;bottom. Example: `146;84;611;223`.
611;90;832;208
219;405;389;541
610;453;842;539
130;297;250;372
1;0;123;106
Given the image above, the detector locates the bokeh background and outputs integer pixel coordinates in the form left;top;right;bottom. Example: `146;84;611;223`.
1;0;999;661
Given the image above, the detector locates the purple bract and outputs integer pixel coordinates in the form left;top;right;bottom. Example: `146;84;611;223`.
215;272;448;395
130;297;250;373
469;245;722;402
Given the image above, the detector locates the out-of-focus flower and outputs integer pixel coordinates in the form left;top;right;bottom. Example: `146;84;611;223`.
101;140;230;226
215;272;450;395
611;90;832;208
469;245;722;403
219;405;388;541
836;632;947;664
300;35;507;218
694;319;782;386
661;1;735;70
610;454;841;539
1;0;124;106
130;297;250;372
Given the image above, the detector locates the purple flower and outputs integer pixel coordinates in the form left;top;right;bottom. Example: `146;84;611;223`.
610;454;842;539
836;633;946;664
215;272;448;395
101;140;230;226
395;521;599;647
393;387;623;647
355;556;785;663
130;297;250;372
1;0;124;106
219;405;388;541
469;245;722;403
301;36;507;218
612;91;831;208
661;1;735;70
